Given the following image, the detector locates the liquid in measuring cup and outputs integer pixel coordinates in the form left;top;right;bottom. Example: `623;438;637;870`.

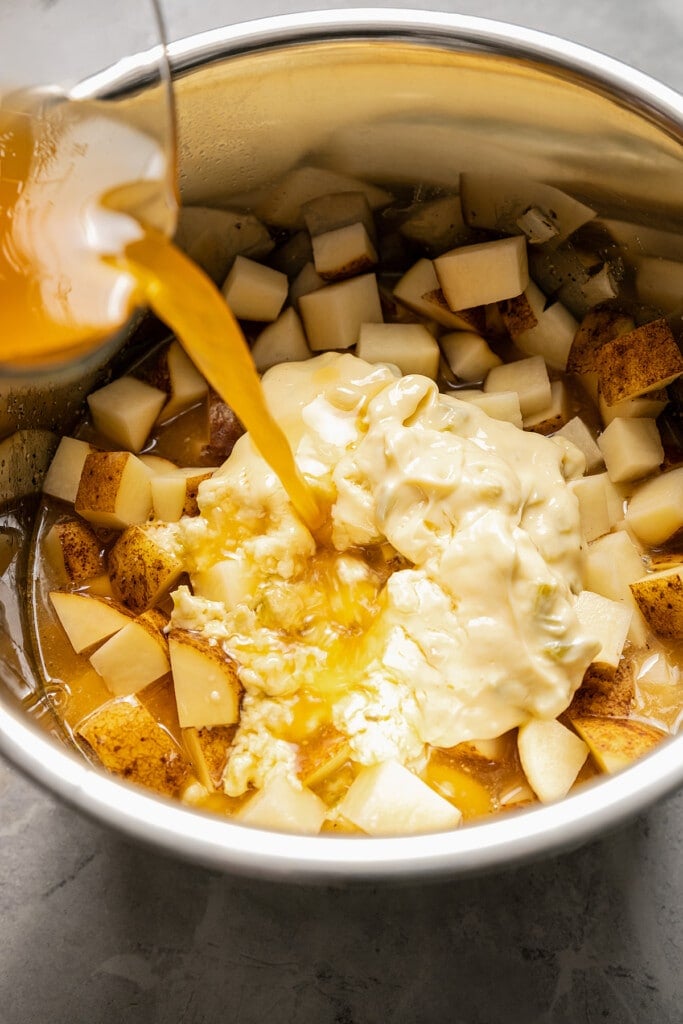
0;99;320;529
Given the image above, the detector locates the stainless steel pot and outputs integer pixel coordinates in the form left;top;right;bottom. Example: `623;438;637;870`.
1;9;682;881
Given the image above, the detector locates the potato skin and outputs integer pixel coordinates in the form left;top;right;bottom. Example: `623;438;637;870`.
566;306;633;374
46;520;104;582
569;660;634;717
630;568;683;638
597;318;683;405
108;525;183;613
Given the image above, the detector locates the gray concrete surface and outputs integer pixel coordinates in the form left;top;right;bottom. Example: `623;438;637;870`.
2;2;683;1022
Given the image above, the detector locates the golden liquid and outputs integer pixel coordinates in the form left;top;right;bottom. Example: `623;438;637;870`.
1;106;320;532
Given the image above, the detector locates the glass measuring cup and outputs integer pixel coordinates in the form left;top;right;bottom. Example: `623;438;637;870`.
0;0;177;367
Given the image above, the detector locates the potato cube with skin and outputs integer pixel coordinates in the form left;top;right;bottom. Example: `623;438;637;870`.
77;697;191;796
555;417;604;473
89;620;170;696
569;715;665;774
50;592;131;654
517;719;589;804
597;417;663;484
250;308;312;373
566;307;635;375
570;660;634;717
357;323;440;379
440;331;502;382
42;437;94;504
222;255;288;322
302;190;375;240
582;530;649;647
299;273;382;351
173;206;273;284
108;524;184;614
574;590;632;668
454;390;523;428
484;355;551;418
238;775;327;835
596;319;683;406
75;451;152;530
523;380;571;435
434;236;528;311
630;566;683;638
336;760;461;835
393;259;483;331
398;195;469;253
626;467;683;546
169;631;242;729
513;281;578;372
44;520;104;583
312;222;378;280
157;341;208;424
87;377;167;453
252;165;392;229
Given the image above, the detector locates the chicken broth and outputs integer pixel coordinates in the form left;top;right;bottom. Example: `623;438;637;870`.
9;104;683;833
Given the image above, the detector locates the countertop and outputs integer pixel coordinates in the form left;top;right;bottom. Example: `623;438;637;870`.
1;3;682;1022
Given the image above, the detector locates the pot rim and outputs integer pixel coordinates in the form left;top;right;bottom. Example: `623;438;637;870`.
3;8;683;881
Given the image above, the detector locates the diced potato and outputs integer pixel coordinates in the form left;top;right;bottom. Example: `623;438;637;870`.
460;174;595;243
440;331;502;382
484;355;551;418
513;282;578;372
398;195;469;253
336;759;461;835
139;454;180;476
89;619;170;696
630;566;683;638
179;468;213;516
566;306;635;375
289;262;326;307
252;165;392;228
499;292;538;336
597;417;663;484
626;467;683;545
42;437;94;504
221;255;288;322
50;591;131;654
302;190;375;239
596;319;683;406
251;308;312;373
569;474;611;543
357;323;440;379
517;719;588;803
393;258;483;330
191;558;254;608
44;520;104;583
454;390;523;428
174;206;273;283
574;590;632;668
582;531;649;647
75;451;152;530
183;725;236;791
597;218;683;262
635;256;683;312
299;273;382;351
598;389;668;427
523;380;571;434
237;774;327;835
150;474;187;523
311;221;377;280
569;715;666;774
555;417;604;473
434;236;528;311
570;660;634;717
169;630;242;729
87;376;166;453
269;230;313;277
157;341;208;424
77;697;191;796
201;392;244;464
108;524;184;613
